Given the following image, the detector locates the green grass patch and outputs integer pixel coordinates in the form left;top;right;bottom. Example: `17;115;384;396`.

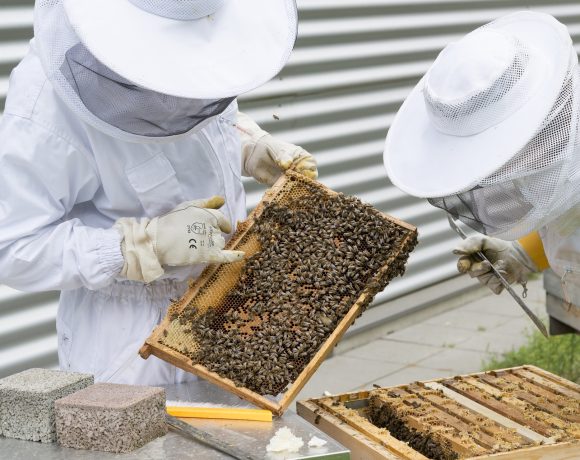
483;331;579;383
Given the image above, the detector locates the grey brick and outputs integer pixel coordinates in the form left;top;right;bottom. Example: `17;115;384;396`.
55;383;167;453
0;368;93;443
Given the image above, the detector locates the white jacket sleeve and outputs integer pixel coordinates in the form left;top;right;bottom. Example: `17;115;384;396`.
0;116;124;292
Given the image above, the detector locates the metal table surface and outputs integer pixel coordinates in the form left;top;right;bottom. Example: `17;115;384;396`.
0;380;350;460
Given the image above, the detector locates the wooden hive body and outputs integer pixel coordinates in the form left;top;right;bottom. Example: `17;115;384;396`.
140;171;418;415
297;366;580;459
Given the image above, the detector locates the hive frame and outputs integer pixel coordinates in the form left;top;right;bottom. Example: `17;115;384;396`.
139;172;417;415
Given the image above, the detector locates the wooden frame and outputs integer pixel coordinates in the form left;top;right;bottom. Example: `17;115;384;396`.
297;366;580;459
139;171;417;415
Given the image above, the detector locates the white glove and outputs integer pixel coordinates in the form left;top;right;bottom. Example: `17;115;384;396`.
236;111;318;186
115;196;244;283
453;235;537;294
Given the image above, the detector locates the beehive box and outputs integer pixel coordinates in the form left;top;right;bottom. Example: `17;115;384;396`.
140;171;417;415
297;366;580;459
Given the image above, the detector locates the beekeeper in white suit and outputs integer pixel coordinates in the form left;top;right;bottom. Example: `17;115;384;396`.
383;12;580;304
0;0;316;385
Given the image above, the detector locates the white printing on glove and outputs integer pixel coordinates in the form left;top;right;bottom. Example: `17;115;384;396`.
115;196;244;283
236;111;318;185
454;235;537;295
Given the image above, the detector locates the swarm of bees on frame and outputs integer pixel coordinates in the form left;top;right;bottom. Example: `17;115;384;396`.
173;181;417;396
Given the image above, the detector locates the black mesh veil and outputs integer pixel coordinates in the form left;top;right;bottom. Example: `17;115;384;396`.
61;43;235;138
428;186;535;236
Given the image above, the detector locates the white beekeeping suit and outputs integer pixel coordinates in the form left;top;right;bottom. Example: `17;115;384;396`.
383;12;580;299
0;0;317;385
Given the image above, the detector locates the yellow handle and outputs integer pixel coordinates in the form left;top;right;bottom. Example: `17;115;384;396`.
518;231;550;271
166;406;272;422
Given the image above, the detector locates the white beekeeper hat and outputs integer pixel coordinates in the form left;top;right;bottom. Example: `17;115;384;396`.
384;11;574;199
33;0;297;141
63;0;296;99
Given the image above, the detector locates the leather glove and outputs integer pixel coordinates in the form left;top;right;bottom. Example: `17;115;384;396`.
236;111;318;186
115;196;244;283
453;235;537;294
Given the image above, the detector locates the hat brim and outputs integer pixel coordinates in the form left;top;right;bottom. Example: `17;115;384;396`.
63;0;297;99
383;12;573;198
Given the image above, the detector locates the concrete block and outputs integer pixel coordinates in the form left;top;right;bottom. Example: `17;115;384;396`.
55;383;167;453
0;368;93;443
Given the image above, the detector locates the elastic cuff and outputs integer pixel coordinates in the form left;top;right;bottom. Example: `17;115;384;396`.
114;218;164;283
96;227;125;278
517;232;550;271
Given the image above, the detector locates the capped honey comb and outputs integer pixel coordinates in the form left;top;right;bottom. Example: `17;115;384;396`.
141;171;417;413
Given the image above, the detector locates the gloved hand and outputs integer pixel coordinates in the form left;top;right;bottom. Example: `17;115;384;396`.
115;196;244;283
236;111;318;186
453;235;538;294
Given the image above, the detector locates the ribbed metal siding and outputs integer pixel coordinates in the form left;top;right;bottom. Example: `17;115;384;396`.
1;0;580;378
241;0;580;304
0;1;60;377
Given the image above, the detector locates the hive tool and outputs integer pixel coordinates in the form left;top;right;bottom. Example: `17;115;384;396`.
447;214;549;338
166;414;258;460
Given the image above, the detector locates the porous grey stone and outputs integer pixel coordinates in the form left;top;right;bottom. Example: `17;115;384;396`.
0;368;93;443
55;383;167;453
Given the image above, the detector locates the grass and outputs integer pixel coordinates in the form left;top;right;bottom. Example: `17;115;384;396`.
483;330;579;383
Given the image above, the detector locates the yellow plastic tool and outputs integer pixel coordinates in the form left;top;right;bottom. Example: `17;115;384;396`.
166;406;272;422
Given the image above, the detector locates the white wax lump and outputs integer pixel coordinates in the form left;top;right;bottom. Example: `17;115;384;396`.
266;427;305;453
308;436;328;448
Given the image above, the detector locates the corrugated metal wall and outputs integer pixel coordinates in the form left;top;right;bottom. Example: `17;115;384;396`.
1;0;580;378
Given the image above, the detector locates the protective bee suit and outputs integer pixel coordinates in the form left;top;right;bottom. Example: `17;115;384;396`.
382;12;580;299
0;0;316;385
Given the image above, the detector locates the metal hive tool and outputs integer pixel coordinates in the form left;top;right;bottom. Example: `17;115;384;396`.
140;171;418;415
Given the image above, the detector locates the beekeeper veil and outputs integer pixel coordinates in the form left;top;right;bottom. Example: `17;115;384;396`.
34;0;298;142
383;12;580;240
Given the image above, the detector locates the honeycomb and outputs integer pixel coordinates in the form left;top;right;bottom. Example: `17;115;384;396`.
157;172;417;396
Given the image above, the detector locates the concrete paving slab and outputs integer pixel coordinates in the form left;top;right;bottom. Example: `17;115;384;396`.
415;348;495;375
423;308;512;332
384;322;473;348
455;330;530;354
460;294;523;317
491;316;534;337
364;366;454;389
295;356;402;401
344;339;443;365
462;278;546;318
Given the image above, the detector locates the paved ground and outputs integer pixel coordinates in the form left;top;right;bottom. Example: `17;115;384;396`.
295;276;546;404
